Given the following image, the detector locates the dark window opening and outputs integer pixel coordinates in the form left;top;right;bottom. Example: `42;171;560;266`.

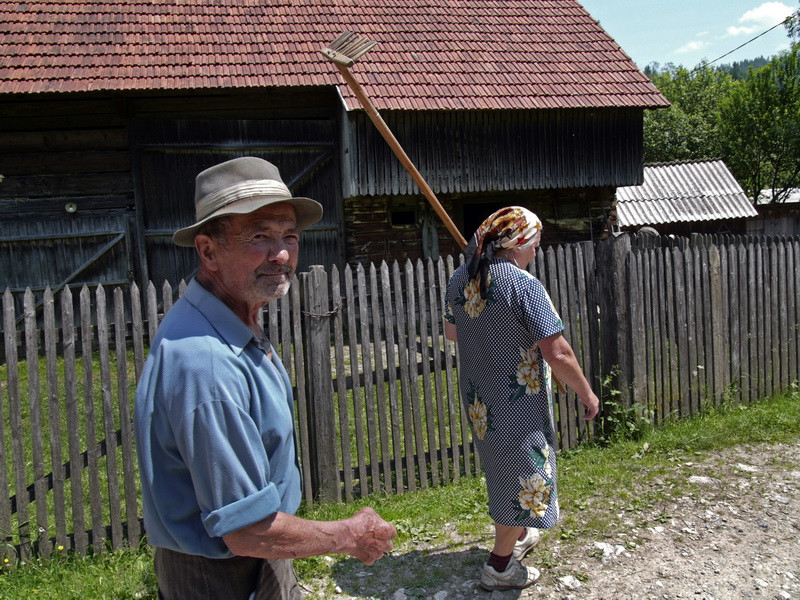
390;209;416;227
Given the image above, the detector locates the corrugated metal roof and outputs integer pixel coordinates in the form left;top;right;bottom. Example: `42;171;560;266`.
0;0;669;111
615;160;758;227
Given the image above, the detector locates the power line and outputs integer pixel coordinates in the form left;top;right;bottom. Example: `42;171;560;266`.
695;16;792;71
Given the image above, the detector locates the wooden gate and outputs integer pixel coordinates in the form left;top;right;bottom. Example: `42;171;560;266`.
131;118;344;288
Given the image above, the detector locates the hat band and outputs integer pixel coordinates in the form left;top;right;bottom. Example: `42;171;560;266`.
198;179;292;220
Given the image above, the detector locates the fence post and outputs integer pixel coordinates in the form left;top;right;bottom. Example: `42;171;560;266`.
303;265;339;502
596;233;633;407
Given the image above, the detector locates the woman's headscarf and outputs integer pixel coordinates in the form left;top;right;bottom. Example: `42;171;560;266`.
466;206;543;299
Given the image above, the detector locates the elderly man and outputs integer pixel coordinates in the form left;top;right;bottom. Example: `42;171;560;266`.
134;157;396;600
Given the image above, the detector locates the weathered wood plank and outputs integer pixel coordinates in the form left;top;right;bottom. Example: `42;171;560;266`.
439;257;461;481
96;286;123;549
290;276;312;506
330;267;354;502
427;258;450;484
80;286;105;552
24;289;51;556
0;290;14;561
61;287;87;555
343;266;368;498
304;266;339;502
392;261;417;492
574;243;594;438
355;264;380;496
773;243;785;391
3;290;29;558
380;261;405;490
130;283;146;381
788;241;798;386
747;243;758;402
558;245;578;449
404;259;428;489
709;247;724;404
727;245;741;404
145;282;159;346
544;247;569;448
416;259;439;487
369;263;393;494
114;289;140;547
662;249;678;418
673;247;691;417
755;244;766;400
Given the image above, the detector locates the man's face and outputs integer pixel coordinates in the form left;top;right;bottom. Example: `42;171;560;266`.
212;202;300;306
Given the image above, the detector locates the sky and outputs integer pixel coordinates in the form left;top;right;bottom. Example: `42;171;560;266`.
577;0;797;70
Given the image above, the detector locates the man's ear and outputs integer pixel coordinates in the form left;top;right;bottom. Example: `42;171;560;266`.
195;234;220;272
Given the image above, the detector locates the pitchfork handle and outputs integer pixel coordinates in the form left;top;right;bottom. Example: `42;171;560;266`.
335;63;468;249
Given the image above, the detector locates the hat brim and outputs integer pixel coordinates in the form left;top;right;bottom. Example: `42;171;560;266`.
173;195;323;247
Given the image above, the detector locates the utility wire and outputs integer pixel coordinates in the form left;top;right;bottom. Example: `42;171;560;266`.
694;15;792;71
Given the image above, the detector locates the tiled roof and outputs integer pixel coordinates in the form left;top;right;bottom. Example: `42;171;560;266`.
0;0;668;111
615;160;758;228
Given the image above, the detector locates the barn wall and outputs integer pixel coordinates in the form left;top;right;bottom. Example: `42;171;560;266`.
341;108;645;198
0;88;341;299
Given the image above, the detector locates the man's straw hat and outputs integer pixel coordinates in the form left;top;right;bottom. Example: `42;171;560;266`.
173;156;323;247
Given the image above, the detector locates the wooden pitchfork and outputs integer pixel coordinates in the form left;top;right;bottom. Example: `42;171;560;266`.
321;32;467;249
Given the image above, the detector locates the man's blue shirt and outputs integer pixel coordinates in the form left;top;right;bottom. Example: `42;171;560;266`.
134;279;301;558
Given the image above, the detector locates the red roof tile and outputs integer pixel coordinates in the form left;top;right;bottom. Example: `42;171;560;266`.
0;0;668;110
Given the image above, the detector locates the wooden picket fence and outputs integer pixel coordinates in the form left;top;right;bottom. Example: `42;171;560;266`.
0;232;798;560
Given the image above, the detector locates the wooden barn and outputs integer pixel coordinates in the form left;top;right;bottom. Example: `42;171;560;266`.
0;0;668;296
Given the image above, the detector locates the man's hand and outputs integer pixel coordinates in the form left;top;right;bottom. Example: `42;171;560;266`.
345;507;397;565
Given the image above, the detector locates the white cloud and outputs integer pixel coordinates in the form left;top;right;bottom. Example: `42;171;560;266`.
724;2;795;37
674;40;712;54
727;25;759;36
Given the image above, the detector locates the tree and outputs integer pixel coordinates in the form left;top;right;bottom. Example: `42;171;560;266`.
643;64;735;163
717;45;800;203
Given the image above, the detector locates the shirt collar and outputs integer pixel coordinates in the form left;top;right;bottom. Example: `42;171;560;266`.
183;278;259;356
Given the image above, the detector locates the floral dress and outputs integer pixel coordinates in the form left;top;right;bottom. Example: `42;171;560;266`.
445;258;563;528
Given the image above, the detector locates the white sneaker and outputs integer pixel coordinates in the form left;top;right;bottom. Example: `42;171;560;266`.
512;527;541;560
480;558;540;591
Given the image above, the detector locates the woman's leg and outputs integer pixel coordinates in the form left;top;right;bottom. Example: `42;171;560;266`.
492;522;526;556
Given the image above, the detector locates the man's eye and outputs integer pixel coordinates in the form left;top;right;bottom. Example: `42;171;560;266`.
285;235;300;244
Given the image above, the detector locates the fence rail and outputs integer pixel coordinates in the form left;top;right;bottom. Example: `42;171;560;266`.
0;232;798;559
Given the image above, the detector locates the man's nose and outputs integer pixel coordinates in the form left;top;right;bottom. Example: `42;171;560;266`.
269;245;290;263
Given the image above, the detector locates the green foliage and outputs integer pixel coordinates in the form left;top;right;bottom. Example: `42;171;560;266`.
718;44;800;201
645;40;800;200
595;370;653;444
643;64;735;163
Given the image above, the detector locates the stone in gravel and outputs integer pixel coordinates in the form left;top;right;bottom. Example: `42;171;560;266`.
558;575;582;590
688;475;717;484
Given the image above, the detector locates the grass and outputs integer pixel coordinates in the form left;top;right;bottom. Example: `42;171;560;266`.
0;388;797;599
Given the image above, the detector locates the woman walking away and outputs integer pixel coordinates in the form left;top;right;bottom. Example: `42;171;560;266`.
444;206;599;592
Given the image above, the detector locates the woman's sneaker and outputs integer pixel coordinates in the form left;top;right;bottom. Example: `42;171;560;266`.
480;558;540;591
512;527;541;560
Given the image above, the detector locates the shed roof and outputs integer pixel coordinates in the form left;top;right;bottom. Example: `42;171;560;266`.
0;0;668;111
615;160;758;228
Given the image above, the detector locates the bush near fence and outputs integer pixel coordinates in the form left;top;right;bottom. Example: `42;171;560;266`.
0;232;798;560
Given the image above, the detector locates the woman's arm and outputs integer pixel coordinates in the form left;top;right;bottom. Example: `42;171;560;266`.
537;332;599;420
444;321;457;342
